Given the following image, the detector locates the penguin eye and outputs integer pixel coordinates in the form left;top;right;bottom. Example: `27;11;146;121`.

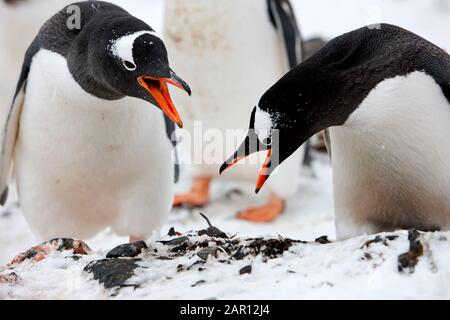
123;60;137;71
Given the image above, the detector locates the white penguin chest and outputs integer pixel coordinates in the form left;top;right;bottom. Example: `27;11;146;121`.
15;49;171;190
330;71;450;236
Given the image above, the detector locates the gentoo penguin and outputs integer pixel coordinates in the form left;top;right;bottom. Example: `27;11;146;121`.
221;24;450;239
0;0;76;119
0;1;191;242
164;0;305;222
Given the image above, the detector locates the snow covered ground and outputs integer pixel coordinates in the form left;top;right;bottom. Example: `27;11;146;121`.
1;0;450;300
2;155;450;300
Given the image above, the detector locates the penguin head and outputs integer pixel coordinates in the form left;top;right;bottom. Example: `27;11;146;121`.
219;28;375;192
84;23;191;128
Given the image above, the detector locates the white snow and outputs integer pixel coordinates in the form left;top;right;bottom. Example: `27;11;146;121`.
1;0;450;300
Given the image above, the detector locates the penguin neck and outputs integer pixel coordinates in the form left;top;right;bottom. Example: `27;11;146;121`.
66;49;124;101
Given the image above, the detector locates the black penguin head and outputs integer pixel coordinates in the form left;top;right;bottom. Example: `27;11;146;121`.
220;26;384;192
77;16;191;128
220;24;440;192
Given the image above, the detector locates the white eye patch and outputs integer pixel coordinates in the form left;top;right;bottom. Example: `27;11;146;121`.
254;105;273;144
110;30;160;70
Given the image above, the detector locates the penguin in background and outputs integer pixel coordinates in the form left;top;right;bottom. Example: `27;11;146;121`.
164;0;306;222
0;1;191;242
0;0;76;119
222;24;450;239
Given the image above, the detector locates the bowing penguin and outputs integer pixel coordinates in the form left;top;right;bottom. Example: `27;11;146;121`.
0;1;190;242
164;0;306;222
222;24;450;239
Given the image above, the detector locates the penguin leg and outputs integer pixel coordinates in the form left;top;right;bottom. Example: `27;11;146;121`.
236;193;284;223
173;176;212;208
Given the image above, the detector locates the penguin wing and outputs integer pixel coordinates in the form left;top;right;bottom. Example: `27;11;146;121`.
164;116;180;183
0;75;26;206
323;129;332;160
267;0;302;69
0;40;40;205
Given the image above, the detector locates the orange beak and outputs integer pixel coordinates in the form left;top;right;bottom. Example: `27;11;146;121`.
220;147;273;194
255;148;272;194
137;75;190;128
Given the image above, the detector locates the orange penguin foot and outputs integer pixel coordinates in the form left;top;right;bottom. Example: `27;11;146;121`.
236;193;285;223
173;176;212;208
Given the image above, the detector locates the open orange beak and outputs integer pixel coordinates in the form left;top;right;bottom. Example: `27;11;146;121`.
137;73;191;128
219;108;276;194
220;144;273;194
219;139;272;193
255;148;272;194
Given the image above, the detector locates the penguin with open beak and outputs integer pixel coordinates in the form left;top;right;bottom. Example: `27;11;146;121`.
0;1;190;242
222;24;450;239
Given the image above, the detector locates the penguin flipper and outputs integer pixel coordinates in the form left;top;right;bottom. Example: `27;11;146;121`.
0;78;26;205
267;0;302;69
323;128;332;161
163;115;180;183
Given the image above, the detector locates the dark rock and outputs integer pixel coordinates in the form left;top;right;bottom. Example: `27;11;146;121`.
198;226;228;239
84;258;141;289
361;235;383;248
156;256;173;261
177;264;185;272
187;260;206;270
247;238;304;259
361;234;398;249
386;235;399;241
197;247;218;260
106;241;148;259
159;236;189;246
167;227;177;237
239;265;252;275
198;212;228;238
191;280;206;287
362;253;373;260
315;236;331;244
232;248;246;260
398;229;424;273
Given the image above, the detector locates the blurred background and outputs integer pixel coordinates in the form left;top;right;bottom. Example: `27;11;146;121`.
109;0;450;50
1;0;450;265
